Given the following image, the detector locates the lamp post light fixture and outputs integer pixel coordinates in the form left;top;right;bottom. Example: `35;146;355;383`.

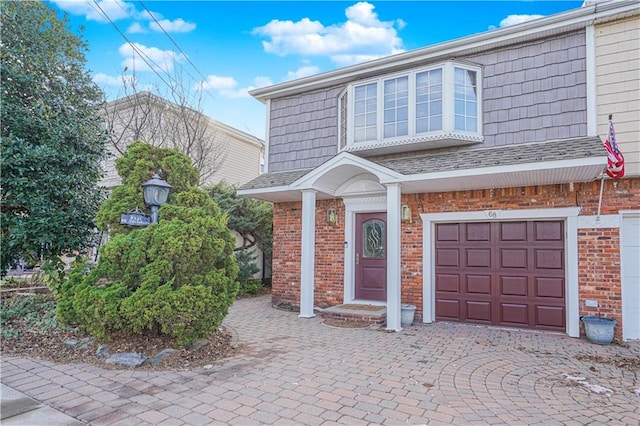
142;173;172;223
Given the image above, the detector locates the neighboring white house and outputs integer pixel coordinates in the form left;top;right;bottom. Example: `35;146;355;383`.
100;91;264;189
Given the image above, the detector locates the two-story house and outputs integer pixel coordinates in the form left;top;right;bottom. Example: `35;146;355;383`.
239;0;639;339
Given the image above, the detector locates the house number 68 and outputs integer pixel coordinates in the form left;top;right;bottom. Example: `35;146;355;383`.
486;211;498;219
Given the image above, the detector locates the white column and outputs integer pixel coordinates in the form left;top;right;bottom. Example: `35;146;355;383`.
386;183;402;331
300;190;316;318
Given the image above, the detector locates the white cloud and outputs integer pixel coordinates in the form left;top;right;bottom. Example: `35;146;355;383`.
252;1;404;66
285;66;321;81
93;73;127;86
118;43;186;73
495;14;545;28
149;18;196;33
51;0;135;22
127;22;146;34
199;75;238;91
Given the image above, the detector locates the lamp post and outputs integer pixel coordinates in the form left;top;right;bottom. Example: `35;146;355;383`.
142;174;171;223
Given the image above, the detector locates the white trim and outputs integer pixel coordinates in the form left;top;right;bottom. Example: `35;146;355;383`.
404;157;606;184
264;99;271;173
343;196;387;304
420;207;581;337
290;152;404;191
620;210;640;341
585;24;597;137
578;214;620;229
300;190;317;318
386;183;402;332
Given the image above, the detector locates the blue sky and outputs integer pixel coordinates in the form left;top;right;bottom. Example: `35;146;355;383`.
49;1;585;140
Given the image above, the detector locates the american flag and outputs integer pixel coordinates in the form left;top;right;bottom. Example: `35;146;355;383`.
603;119;625;179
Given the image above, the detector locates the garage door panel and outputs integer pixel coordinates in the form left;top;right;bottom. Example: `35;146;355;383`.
466;249;491;268
437;248;459;267
437;299;460;319
500;222;527;241
535;221;563;241
501;276;528;296
467;275;491;294
466;223;490;241
535;249;563;270
500;303;528;325
500;249;527;269
435;221;566;332
535;277;564;299
437;223;460;241
536;305;565;328
466;301;491;322
436;274;459;293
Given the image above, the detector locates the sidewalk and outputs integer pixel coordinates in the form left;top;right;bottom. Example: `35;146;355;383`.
1;383;84;425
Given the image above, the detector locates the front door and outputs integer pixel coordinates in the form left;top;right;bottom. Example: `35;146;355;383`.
355;212;387;301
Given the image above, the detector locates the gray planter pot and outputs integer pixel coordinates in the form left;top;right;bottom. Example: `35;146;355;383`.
401;304;416;326
581;315;616;345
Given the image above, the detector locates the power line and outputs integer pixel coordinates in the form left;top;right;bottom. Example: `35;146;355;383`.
137;0;209;86
89;0;177;94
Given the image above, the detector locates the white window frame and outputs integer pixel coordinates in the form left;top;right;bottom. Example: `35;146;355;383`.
339;61;482;151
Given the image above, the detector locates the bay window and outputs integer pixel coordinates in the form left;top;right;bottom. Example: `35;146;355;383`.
340;62;482;152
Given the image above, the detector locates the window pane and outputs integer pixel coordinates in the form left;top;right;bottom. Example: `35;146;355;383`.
453;67;478;132
416;118;427;133
355;114;365;127
366;127;377;140
430;115;442;131
415;68;443;134
363;220;385;258
397;121;408;136
355;128;365;142
384;109;395;123
397;106;408;121
355;100;365;114
366;112;377;126
431;100;442;115
384;124;395;138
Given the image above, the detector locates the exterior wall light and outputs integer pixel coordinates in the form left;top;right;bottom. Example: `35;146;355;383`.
142;173;172;223
327;208;338;226
402;204;412;223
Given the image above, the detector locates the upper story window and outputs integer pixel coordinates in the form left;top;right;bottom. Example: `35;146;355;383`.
340;62;482;154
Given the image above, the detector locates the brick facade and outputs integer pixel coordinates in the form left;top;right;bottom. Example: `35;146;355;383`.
271;177;639;339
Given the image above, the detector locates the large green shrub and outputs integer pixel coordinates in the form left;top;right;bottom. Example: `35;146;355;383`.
57;143;238;344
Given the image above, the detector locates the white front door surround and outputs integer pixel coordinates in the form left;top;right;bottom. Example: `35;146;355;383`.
420;207;582;337
343;189;403;332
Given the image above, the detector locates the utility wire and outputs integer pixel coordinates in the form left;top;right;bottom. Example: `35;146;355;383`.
89;0;177;94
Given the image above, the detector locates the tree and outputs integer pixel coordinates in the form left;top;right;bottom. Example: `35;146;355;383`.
101;74;228;186
58;143;239;344
0;2;107;274
208;182;272;289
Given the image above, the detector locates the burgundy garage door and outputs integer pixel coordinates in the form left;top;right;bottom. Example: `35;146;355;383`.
435;221;565;331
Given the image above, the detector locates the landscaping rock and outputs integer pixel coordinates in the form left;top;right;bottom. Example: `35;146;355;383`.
146;348;178;366
96;344;110;358
185;339;208;350
105;353;148;368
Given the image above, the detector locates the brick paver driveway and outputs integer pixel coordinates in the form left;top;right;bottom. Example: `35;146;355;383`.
2;294;639;425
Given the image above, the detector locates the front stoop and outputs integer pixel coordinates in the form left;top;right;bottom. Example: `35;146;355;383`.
320;304;387;327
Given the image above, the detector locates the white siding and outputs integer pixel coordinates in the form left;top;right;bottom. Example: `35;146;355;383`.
595;16;640;177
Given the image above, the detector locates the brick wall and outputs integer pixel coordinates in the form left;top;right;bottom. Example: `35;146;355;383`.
271;177;639;338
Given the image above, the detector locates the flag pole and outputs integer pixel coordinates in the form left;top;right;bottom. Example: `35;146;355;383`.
596;114;613;220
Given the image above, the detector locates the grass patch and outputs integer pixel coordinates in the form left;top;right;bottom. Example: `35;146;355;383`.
1;294;67;338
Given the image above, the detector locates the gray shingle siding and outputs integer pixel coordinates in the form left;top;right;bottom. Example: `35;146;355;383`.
267;30;587;172
268;86;343;172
